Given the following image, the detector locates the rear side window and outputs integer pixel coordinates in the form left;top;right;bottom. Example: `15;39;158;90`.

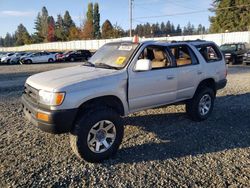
196;44;222;63
169;45;198;66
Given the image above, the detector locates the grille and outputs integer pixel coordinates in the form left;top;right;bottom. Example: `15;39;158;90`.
23;84;39;105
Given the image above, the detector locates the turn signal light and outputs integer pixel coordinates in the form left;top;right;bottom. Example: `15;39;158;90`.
37;112;49;122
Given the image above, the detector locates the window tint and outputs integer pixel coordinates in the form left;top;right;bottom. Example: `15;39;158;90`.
169;45;197;66
196;44;222;62
138;46;172;69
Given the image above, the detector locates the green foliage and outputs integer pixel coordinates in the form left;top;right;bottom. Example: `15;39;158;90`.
93;3;101;39
63;11;76;40
15;24;31;46
3;33;15;47
210;0;250;32
55;14;66;41
34;13;43;43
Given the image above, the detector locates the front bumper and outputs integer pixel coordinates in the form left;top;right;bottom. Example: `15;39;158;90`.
22;95;78;134
243;56;250;64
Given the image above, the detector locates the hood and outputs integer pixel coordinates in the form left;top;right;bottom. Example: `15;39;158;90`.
26;65;118;92
221;49;236;54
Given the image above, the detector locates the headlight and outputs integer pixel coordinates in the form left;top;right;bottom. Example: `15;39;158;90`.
38;90;65;106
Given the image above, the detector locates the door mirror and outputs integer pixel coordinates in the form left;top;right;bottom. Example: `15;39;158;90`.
134;59;152;71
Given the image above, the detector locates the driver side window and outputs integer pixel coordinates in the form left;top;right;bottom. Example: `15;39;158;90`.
138;46;172;70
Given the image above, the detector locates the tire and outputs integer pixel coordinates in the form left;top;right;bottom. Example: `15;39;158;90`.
70;57;75;62
7;59;10;64
48;58;54;63
27;59;32;64
70;107;124;163
186;87;215;121
230;57;237;65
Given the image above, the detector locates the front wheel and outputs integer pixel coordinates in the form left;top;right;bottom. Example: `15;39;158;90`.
186;87;215;121
27;59;32;64
70;107;124;163
70;57;75;62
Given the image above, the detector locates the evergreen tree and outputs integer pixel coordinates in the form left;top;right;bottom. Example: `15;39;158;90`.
166;21;172;34
176;24;182;35
34;13;43;43
210;0;250;32
93;3;101;39
101;20;113;39
55;14;66;41
63;11;75;40
41;6;49;42
0;37;4;47
15;24;31;46
160;22;166;36
4;33;15;47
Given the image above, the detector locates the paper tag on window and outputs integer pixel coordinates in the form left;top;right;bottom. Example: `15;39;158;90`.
118;45;132;51
115;56;126;65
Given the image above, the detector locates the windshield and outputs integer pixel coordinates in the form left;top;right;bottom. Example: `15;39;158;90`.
88;42;139;69
220;44;237;51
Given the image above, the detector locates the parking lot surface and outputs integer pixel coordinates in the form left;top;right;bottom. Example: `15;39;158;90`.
0;63;249;187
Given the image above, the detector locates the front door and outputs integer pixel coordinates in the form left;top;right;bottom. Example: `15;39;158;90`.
128;45;177;112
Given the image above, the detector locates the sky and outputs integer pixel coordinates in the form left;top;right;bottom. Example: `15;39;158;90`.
0;0;214;38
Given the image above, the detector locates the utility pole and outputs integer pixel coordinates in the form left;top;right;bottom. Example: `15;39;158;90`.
129;0;133;37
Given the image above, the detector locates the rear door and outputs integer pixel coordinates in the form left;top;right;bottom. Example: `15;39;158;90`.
128;45;177;112
169;44;201;100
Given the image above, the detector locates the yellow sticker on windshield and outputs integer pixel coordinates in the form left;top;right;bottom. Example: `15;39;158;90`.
116;56;126;65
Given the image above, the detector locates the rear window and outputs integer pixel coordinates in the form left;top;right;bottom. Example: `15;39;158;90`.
196;44;222;63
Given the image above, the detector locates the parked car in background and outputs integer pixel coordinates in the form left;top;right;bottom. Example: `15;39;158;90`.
20;52;56;64
220;43;248;64
56;51;72;61
0;52;8;59
62;50;92;62
243;50;250;65
9;52;27;64
0;53;15;64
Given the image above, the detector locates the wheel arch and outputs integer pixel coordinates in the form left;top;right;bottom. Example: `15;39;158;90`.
76;95;125;118
195;78;216;95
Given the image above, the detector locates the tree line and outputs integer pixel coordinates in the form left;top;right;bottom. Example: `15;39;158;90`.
1;0;249;47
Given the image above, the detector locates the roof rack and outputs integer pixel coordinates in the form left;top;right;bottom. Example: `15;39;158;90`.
171;39;206;43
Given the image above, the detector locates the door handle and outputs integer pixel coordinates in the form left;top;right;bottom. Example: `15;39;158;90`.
167;75;175;80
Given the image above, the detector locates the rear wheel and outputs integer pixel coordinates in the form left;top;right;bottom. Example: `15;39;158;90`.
70;107;124;163
48;58;54;63
186;87;215;121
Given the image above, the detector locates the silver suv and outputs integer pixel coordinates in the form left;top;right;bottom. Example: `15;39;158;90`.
22;40;227;162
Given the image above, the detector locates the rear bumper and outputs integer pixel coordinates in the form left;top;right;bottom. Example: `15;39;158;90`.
21;95;77;134
216;79;227;90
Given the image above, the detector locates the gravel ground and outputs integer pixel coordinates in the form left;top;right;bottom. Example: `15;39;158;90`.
0;63;249;187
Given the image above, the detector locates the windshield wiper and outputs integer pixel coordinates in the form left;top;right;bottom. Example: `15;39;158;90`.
82;61;95;67
95;63;120;70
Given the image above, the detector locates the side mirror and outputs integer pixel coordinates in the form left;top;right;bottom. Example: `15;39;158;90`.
134;59;152;71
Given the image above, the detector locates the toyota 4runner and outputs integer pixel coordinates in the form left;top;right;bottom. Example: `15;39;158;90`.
22;40;227;162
